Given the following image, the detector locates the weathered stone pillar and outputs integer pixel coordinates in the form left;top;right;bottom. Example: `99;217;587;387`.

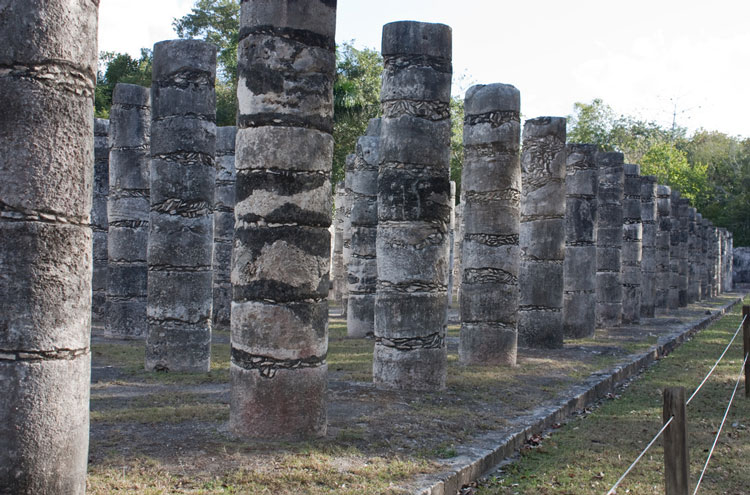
452;202;463;303
92;118;110;327
342;154;354;317
146;40;217;372
519;117;567;347
447;181;457;306
347;119;381;337
212;126;237;331
563;144;598;338
640;175;657;317
655;185;672;312
695;213;707;298
622;164;642;323
332;181;346;305
668;190;681;309
459;83;521;364
725;231;733;292
0;1;98;491
687;207;700;303
677;198;690;306
596;152;624;327
702;218;714;297
106;83;151;339
374;21;452;390
231;0;335;438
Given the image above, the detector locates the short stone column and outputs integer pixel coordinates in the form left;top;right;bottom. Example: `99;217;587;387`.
622;164;642;324
92;118;110;327
106;83;151;339
0;0;98;491
668;190;682;309
374;21;453;390
655;185;672;312
459;83;521;364
212;126;237;331
519;117;567;347
563;144;598;338
146;40;217;372
687;207;700;302
231;0;336;438
677;198;690;306
332;181;346;305
596;152;624;327
347;119;381;337
640;175;657;317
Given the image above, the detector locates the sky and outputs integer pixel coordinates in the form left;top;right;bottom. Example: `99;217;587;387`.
99;0;750;137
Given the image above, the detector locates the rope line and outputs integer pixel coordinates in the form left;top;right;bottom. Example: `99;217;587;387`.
692;351;749;495
686;314;747;406
605;415;674;495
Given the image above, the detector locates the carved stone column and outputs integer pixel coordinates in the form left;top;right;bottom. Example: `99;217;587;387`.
640;175;657;317
596;152;624;327
622;164;642;324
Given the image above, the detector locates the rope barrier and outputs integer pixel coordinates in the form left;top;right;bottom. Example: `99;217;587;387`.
686;314;747;406
692;351;749;495
605;415;674;495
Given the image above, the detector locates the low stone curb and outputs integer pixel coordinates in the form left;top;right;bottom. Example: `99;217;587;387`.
411;294;745;495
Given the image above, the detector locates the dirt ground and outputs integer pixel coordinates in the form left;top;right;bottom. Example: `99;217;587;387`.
87;294;741;494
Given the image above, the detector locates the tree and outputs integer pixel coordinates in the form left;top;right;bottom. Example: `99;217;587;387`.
450;96;464;202
95;49;152;118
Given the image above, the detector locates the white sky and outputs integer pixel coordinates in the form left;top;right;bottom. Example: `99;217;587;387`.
99;0;750;137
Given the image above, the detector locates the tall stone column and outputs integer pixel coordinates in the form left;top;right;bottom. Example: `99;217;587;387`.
622;164;642;324
452;202;463;303
212;126;237;331
640;175;657;317
596;152;624;327
332;181;346;305
106;83;151;339
0;1;98;492
447;181;457;306
687;207;700;302
703;218;715;297
347;119;381;337
677;198;690;306
92;118;110;327
725;231;733;292
695;213;707;299
341;154;354;317
668;190;681;309
374;21;452;390
231;0;336;438
563;144;598;338
655;185;672;312
146;40;217;372
459;83;521;364
519;117;567;347
715;227;723;294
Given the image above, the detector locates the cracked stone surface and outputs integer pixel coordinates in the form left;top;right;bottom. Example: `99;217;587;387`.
212;126;236;332
622;163;642;324
595;152;624;327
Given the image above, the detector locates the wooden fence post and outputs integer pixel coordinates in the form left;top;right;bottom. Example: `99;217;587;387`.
663;387;689;495
743;305;749;398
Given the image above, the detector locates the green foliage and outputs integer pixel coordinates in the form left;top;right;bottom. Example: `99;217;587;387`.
332;43;383;186
641;142;709;207
95;49;152;118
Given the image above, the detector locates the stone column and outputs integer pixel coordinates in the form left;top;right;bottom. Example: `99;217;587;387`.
687;207;700;303
703;218;714;297
374;21;452;390
231;0;335;438
519;117;567;347
106;83;151;339
347;119;381;337
668;190;681;309
332;181;346;305
655;185;672;312
0;1;98;492
596;152;624;327
92;118;110;327
622;164;642;324
452;202;463;303
695;213;707;299
146;40;217;372
212;126;237;331
459;83;521;364
342;155;354;317
640;175;657;317
726;231;733;292
563;144;598;338
677;198;690;306
447;181;457;306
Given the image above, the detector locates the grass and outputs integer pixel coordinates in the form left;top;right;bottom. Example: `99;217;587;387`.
478;296;750;494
